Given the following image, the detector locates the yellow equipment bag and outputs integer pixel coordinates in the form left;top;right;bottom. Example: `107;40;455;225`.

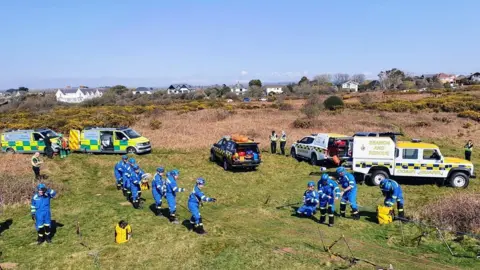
141;181;149;191
377;205;393;224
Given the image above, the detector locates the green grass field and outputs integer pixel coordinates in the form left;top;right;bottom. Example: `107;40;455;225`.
0;147;479;270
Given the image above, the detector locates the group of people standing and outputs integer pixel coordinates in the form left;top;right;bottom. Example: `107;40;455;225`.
114;155;216;234
270;130;287;155
296;166;404;226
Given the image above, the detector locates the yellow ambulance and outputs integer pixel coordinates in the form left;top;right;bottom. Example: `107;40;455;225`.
1;128;61;154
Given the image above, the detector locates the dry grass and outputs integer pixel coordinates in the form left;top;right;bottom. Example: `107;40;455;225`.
133;109;480;150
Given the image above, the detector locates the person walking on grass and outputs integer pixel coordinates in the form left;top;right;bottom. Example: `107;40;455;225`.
31;152;43;180
465;140;473;161
279;131;287;156
188;177;216;234
270;130;278;154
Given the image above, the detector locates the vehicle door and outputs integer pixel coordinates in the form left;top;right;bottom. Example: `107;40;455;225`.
394;148;419;177
82;130;100;152
114;131;128;152
214;138;226;159
32;132;46;153
418;148;447;178
296;137;314;158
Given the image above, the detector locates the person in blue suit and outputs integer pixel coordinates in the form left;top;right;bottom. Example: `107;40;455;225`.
317;173;341;227
379;179;405;218
296;181;319;217
31;183;57;244
165;169;186;223
188;177;216;234
114;155;128;190
122;157;136;200
130;165;145;209
336;167;360;220
152;167;166;216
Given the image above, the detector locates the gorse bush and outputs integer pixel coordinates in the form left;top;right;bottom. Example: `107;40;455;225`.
293;118;314;129
323;95;344;110
0;175;65;206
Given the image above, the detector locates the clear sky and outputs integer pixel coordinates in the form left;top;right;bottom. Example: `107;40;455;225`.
1;0;479;89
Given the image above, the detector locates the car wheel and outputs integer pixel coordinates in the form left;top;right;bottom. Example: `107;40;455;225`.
223;159;230;171
127;147;137;154
210;151;216;162
310;154;318;166
369;170;388;186
291;148;300;161
449;172;469;188
6;148;15;154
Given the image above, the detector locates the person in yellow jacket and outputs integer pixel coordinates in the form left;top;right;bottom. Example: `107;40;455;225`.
464;140;473;161
270;130;278;154
115;220;132;244
31;152;43;180
279;131;287;156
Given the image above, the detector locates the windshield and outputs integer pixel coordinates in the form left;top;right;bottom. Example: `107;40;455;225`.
123;129;141;139
40;130;58;138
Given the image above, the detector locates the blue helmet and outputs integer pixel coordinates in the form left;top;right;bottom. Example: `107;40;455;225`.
380;179;392;192
196;177;205;185
307;181;315;187
171;169;179;176
336;167;346;175
37;183;46;190
156;167;165;173
320;173;330;182
129;158;136;164
133;165;139;171
122;155;128;160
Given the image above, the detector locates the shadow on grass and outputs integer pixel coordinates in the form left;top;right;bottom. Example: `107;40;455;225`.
0;219;13;236
51;220;64;240
148;203;170;217
181;220;194;231
359;210;377;223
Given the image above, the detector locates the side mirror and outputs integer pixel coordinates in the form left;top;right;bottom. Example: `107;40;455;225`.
297;140;300;143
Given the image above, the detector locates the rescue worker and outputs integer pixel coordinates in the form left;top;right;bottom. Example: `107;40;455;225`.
188;177;216;234
270;130;278;154
122;158;136;200
31;152;43;180
115;220;132;244
130;165;145;209
31;183;57;244
317;173;341;227
336;167;360;220
114;155;129;190
44;134;54;159
379;179;405;218
279;131;287;155
152;167;166;216
165;169;186;223
59;134;68;159
465;140;473;161
296;181;319;217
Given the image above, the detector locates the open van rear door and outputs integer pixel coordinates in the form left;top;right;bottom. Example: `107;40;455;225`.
69;130;81;151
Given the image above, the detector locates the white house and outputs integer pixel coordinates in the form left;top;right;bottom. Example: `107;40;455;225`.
55;87;106;103
341;81;359;92
132;87;152;95
469;72;480;82
167;84;192;94
230;82;247;95
264;85;284;95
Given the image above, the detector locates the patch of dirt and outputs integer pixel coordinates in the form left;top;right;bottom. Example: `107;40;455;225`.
119;202;131;206
0;262;19;269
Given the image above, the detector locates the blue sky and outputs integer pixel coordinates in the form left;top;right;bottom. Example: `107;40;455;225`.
1;0;479;89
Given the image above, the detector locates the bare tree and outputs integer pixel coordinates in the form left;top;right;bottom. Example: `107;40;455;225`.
332;73;350;85
378;68;405;90
313;74;332;85
351;74;366;84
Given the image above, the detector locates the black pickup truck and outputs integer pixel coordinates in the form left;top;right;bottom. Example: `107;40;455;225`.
210;136;261;171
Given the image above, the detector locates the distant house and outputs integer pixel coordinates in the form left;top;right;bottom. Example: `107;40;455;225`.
436;73;456;84
468;72;480;82
133;87;152;95
341;81;359;92
55;87;106;103
264;85;284;95
230;82;247;95
167;84;193;94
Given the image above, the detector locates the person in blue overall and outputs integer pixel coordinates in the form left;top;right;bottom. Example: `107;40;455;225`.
379;179;405;218
296;181;319;217
130;165;145;209
318;173;341;227
165;169;186;223
114;155;128;190
336;166;360;220
31;183;57;244
122;158;136;200
188;177;216;234
151;167;166;216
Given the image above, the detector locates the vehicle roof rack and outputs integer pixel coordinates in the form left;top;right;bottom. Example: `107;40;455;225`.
411;138;421;143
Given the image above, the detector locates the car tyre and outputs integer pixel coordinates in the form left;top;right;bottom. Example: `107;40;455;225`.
369;170;389;186
310;154;318;166
127;147;137;155
449;172;469;188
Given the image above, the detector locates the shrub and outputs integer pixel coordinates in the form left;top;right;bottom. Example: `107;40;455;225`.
359;93;373;105
323;95;344;110
149;119;162;130
293;118;314;129
458;110;480;122
433;116;452;124
463;122;472;129
420;193;480;233
0;175;65;206
278;102;294;111
301;94;323;119
214;109;235;121
409;121;431;128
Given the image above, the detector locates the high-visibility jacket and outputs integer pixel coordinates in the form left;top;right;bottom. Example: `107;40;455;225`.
270;134;278;142
115;224;131;244
280;134;287;142
31;156;41;167
465;143;473;152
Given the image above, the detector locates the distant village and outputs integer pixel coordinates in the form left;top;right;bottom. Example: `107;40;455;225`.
1;71;479;104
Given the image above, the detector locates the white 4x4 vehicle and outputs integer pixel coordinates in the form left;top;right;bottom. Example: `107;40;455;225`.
352;136;475;188
290;133;353;165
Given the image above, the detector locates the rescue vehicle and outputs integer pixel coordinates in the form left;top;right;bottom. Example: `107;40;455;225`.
352;136;475;188
1;128;61;154
290;133;353;166
210;134;261;171
68;127;151;154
